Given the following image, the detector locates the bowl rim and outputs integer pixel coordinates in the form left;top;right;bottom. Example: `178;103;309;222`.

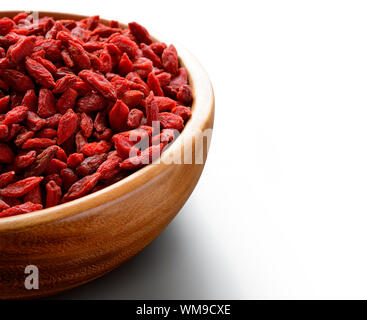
0;11;214;231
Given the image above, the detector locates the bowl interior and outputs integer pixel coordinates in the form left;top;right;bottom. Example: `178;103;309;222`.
0;11;214;230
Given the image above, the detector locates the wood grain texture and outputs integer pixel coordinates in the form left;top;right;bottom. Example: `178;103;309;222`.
0;11;215;299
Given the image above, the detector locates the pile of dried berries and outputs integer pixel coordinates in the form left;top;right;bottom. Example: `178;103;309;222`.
0;13;192;218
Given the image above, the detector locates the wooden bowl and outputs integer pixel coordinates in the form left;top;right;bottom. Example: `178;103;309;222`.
0;11;214;299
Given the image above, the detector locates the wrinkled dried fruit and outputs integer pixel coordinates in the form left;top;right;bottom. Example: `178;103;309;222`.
63;172;100;201
46;180;62;208
109;99;129;132
25;57;56;88
57;109;78;145
3;105;28;125
0;176;43;197
0;171;15;188
0;202;43;218
79;70;116;100
38;88;56;117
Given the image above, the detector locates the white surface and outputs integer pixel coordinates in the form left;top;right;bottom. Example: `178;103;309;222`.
5;0;367;299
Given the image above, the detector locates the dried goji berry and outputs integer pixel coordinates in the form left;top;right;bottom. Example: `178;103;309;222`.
3;106;28;126
150;42;167;56
24;184;42;204
36;128;57;139
46;180;62;208
44;173;63;186
0;176;43;197
0;171;15;187
109;35;140;59
96;155;122;180
109;99;129;132
99;51;113;74
45;158;67;175
22;138;56;149
0;69;34;92
151;128;178;146
177;85;193;106
128;22;152;45
34;56;58;74
158;112;184;131
145;92;159;126
14;130;34;147
55;147;68;162
38;88;56;118
57;109;78;145
4;124;21;142
0;18;15;36
172;105;192;121
67;40;91;70
76;92;107;113
79;70;116;100
133;57;153;79
120;143;164;169
170;67;188;87
93;128;113;141
127;109;144;129
45;113;62;128
25;57;55;88
0;95;10;113
76;154;107;176
21;89;37;111
56;88;78;114
7;36;36;64
25;145;59;177
94;111;107;132
156;72;171;87
63;172;100;201
141;43;162;68
0;202;43;218
13;13;28;24
114;79;131;99
61;49;74;68
80;113;93;138
113;134;140;160
53;74;77;94
118;52;133;76
73;79;92;96
75;131;87;153
122;90;144;107
60;167;78;190
67;153;84;168
126;72;150;96
162;45;178;75
154;96;177;112
14;150;36;168
147;72;164;96
26;111;46;131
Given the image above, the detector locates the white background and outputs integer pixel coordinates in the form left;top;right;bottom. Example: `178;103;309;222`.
5;0;367;299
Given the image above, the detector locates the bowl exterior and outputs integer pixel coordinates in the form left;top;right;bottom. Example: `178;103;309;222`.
0;11;214;299
0;161;212;299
